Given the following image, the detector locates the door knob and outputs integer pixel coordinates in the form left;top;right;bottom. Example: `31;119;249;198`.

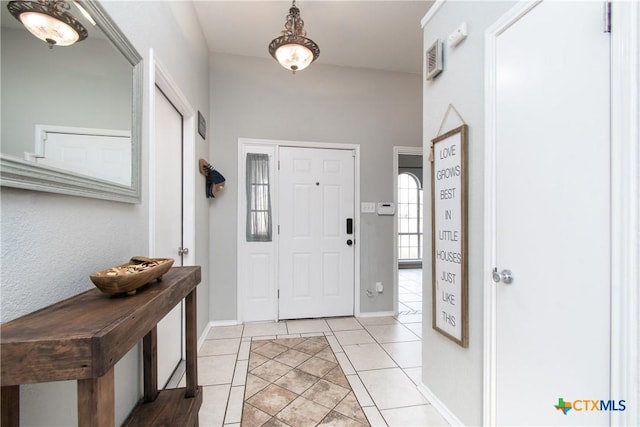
178;247;189;256
492;268;513;284
346;239;353;246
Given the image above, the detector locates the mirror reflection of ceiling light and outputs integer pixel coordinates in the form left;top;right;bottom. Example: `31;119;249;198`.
268;0;320;74
7;0;88;48
72;1;95;26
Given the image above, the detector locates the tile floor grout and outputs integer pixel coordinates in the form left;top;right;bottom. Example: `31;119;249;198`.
243;335;369;425
182;269;450;426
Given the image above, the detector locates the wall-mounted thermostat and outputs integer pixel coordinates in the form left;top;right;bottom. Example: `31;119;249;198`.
377;202;395;215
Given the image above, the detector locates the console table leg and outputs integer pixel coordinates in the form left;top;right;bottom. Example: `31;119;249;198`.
185;289;198;398
78;367;114;427
143;326;158;402
1;385;19;427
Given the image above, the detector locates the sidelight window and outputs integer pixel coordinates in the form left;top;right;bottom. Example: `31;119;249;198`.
246;153;272;241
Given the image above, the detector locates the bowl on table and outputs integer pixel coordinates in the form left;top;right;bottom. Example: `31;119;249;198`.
90;257;174;296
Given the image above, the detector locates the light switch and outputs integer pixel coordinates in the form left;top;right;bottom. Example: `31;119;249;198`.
361;202;376;213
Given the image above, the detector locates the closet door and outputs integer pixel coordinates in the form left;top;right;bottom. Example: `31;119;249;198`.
154;86;184;387
489;2;611;424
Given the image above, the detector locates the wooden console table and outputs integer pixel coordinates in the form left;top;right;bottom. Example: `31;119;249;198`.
0;266;202;427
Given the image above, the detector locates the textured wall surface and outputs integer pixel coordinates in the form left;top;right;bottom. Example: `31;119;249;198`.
0;1;210;425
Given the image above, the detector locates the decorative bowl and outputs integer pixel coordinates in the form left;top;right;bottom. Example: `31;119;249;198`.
90;257;174;296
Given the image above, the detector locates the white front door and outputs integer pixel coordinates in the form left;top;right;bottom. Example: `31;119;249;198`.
491;2;610;425
153;86;184;388
279;146;355;319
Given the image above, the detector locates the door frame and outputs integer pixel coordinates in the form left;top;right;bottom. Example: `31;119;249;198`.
148;49;196;363
393;146;423;316
483;2;640;426
148;49;196;267
237;138;361;322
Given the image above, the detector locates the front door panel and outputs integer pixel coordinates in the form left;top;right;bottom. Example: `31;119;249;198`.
279;147;355;319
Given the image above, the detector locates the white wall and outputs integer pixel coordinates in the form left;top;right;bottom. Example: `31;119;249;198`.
208;53;422;321
0;1;210;425
420;2;514;425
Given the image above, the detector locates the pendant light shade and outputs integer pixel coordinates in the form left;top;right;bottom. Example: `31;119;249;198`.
268;1;319;73
7;0;88;48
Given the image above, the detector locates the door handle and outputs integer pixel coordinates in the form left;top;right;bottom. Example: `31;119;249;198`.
178;247;189;256
346;239;353;246
492;268;513;284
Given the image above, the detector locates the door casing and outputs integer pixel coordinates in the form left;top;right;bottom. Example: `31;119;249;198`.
237;138;361;322
149;50;196;270
483;2;640;425
148;49;196;385
393;146;423;317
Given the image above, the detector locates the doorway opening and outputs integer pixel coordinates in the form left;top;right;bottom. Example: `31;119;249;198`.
149;49;197;390
393;147;423;324
237;138;362;323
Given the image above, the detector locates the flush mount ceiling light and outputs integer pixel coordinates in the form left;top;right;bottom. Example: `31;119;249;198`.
7;0;88;48
268;0;320;74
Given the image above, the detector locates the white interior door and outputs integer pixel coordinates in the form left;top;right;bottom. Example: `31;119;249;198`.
279;147;355;319
154;85;184;388
33;129;131;185
492;2;610;425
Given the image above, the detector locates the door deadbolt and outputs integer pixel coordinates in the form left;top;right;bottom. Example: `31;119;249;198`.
346;239;353;246
492;268;513;284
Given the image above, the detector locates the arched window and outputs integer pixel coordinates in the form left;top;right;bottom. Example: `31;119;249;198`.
398;172;423;261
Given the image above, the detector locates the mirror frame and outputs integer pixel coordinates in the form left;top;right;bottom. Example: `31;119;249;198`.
0;0;142;203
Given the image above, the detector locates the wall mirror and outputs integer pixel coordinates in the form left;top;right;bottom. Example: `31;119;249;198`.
1;0;142;203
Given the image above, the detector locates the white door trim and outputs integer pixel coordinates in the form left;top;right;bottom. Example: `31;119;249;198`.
237;138;361;322
610;2;640;426
483;5;540;423
148;49;196;267
483;2;640;426
393;146;423;316
148;50;196;365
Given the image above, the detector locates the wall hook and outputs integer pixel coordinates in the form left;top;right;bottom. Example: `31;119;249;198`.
199;158;226;198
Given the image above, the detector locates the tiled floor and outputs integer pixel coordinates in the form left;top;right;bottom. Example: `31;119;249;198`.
184;270;446;426
243;336;369;426
398;268;423;315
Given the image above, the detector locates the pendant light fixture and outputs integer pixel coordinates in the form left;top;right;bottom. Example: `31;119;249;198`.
7;0;88;49
268;0;320;74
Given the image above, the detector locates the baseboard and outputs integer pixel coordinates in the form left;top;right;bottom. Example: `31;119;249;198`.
356;311;395;318
209;319;240;327
417;382;465;426
198;320;239;350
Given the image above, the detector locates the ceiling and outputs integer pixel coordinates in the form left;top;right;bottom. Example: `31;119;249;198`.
193;1;433;75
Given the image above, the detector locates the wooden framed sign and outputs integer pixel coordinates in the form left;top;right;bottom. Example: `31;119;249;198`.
430;124;468;347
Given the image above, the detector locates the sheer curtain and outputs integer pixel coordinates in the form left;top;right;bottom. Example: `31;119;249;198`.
246;153;272;241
